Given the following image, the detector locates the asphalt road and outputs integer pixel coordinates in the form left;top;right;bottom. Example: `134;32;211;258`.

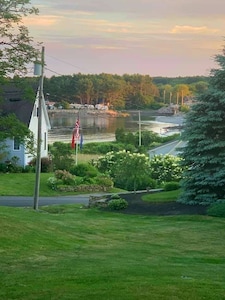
0;190;159;208
0;195;90;207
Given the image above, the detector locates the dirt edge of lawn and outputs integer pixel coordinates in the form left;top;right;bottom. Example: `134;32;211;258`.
102;192;209;216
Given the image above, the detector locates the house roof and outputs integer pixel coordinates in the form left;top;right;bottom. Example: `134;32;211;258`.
0;83;38;126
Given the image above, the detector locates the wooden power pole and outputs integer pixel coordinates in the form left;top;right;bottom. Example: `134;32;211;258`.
33;46;45;210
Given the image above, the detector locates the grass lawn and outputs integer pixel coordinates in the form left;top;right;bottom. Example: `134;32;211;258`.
0;205;225;299
0;173;123;196
142;189;181;203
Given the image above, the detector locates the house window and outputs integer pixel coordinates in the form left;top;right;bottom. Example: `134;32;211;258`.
44;132;47;150
14;137;20;150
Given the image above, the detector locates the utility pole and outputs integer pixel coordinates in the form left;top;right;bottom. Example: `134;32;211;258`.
33;46;45;210
176;92;179;105
138;110;141;147
169;92;172;105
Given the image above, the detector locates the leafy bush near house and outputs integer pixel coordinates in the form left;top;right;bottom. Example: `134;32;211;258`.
41;157;52;172
164;181;180;191
207;202;225;218
108;197;128;210
29;156;52;173
0;163;7;173
22;165;35;173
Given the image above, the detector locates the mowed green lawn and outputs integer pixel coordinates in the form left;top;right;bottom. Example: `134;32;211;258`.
0;173;122;196
0;204;225;300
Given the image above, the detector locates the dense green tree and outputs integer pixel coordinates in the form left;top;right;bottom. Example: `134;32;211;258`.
189;81;209;95
179;45;225;205
0;0;39;77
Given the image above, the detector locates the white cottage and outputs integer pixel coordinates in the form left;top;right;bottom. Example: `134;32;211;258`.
0;84;51;167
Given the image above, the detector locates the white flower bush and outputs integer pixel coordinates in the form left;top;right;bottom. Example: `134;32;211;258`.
94;150;151;191
149;154;183;184
94;151;184;190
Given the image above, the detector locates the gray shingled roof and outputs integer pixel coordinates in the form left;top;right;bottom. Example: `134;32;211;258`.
0;83;38;126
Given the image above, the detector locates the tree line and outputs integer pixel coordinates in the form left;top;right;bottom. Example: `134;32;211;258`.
5;73;209;110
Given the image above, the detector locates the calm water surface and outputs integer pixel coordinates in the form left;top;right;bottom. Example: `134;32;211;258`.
48;110;183;144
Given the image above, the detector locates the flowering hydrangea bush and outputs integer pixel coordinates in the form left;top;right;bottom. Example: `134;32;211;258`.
47;177;58;190
94;150;151;191
149;154;183;184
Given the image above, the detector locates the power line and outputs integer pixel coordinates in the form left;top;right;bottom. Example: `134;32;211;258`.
46;54;88;72
45;67;63;76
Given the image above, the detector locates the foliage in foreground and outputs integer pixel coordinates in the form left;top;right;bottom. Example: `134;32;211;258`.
47;168;114;193
94;151;183;191
179;45;225;205
207;202;225;218
0;0;39;77
0;205;225;300
108;194;128;210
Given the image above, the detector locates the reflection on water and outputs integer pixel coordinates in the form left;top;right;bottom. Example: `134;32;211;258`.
48;110;183;144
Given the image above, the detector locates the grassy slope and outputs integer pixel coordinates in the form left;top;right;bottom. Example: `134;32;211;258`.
0;205;225;299
0;173;122;196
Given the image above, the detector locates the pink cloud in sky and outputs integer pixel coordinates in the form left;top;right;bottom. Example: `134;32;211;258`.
29;0;224;77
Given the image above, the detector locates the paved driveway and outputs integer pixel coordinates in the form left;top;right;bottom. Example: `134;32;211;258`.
0;195;90;207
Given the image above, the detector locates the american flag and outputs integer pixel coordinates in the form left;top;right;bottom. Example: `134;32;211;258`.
71;118;80;149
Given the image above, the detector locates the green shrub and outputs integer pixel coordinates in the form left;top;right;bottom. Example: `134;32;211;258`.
164;181;180;191
50;142;74;171
207;202;225;218
108;198;128;210
95;175;114;188
29;157;52;173
54;170;75;185
22;165;35;173
41;157;52;172
0;163;7;173
70;163;98;177
47;177;58;190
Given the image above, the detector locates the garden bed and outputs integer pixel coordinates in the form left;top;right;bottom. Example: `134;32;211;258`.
103;192;209;216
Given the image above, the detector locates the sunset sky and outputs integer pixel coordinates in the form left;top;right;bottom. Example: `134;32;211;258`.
27;0;225;77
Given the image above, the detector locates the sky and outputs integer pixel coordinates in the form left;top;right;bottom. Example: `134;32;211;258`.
25;0;225;78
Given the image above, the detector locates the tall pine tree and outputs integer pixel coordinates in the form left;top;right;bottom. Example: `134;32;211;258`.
179;46;225;205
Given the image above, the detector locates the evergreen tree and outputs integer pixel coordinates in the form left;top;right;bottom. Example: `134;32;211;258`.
179;45;225;205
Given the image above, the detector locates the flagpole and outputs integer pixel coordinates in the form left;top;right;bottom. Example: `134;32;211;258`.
75;142;78;165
